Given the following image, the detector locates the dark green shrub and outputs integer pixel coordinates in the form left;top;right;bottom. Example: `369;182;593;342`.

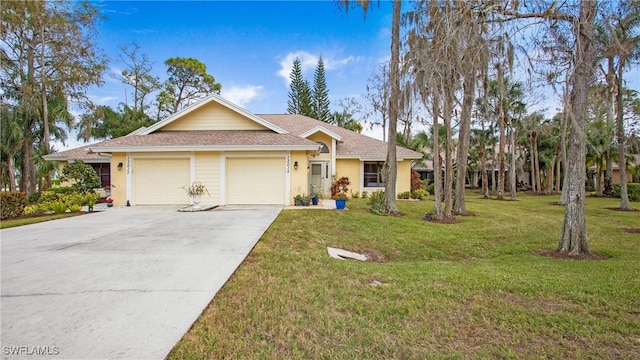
61;161;101;193
426;184;435;195
397;191;411;199
1;191;27;220
27;192;40;203
612;183;640;202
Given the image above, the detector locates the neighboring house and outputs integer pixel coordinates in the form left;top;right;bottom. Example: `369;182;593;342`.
45;95;421;206
44;145;112;188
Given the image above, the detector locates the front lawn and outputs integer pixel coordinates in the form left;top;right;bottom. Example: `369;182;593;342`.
170;192;639;359
0;212;84;229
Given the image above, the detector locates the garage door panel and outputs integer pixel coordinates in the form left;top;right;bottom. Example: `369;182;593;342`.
227;158;285;204
134;159;190;205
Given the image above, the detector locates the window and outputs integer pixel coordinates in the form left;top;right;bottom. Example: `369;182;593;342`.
91;163;111;188
364;162;385;187
317;142;329;153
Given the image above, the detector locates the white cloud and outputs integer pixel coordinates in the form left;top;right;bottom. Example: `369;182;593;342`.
221;84;264;107
88;95;119;105
276;51;361;85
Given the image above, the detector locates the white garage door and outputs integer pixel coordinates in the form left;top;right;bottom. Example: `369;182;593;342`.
134;158;190;205
227;157;285;204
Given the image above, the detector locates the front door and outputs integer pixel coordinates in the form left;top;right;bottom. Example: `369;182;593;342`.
309;161;330;197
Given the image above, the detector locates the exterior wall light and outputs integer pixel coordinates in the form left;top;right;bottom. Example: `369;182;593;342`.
294;161;299;170
117;162;123;170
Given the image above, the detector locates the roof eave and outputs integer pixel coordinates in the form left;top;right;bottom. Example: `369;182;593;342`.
87;145;321;153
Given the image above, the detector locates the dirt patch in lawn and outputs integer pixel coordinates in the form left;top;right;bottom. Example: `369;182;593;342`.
621;228;640;234
532;250;609;261
606;207;638;212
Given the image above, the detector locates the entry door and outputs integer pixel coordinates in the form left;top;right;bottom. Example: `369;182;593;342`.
310;161;330;196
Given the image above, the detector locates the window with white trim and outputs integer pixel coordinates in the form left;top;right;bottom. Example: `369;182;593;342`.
364;162;385;187
317;142;329;153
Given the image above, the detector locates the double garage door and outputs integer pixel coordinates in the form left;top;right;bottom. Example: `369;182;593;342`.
133;157;285;205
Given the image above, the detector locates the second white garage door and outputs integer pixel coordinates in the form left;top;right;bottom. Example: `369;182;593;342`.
226;157;285;204
134;158;190;205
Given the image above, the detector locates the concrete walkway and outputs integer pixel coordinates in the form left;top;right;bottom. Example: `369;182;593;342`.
1;205;281;359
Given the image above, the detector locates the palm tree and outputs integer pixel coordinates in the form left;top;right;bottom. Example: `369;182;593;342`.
0;106;24;191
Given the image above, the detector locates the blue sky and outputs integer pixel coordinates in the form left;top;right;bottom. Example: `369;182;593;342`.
67;1;640;151
85;1;392;120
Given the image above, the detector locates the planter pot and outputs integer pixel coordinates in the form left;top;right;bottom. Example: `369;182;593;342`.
190;194;202;206
312;197;318;205
335;199;347;210
106;203;113;208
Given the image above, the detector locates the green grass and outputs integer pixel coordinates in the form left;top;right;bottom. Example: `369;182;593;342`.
0;212;83;229
169;192;640;359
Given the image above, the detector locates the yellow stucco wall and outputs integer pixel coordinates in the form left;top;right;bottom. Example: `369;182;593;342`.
397;160;412;194
195;152;220;206
290;151;309;203
335;159;361;196
306;133;332;161
110;153;126;206
162;102;267;131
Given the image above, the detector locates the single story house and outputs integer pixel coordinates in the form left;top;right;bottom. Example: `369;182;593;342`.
46;94;421;206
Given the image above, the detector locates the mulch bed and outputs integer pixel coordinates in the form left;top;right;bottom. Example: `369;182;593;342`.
532;250;609;261
621;228;640;234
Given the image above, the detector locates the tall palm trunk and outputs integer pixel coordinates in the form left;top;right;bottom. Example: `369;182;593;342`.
433;93;443;220
497;64;506;199
383;0;401;214
616;64;632;210
533;132;542;193
509;127;517;200
454;67;475;214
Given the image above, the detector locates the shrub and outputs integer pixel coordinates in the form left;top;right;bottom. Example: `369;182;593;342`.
368;190;386;216
294;194;311;206
1;192;27;220
411;170;422;191
612;183;640;202
426;183;435;195
23;205;41;216
331;176;350;200
397;191;411;199
350;191;360;199
61;161;101;193
69;204;82;212
411;189;429;200
49;201;67;214
361;191;368;199
27;192;41;203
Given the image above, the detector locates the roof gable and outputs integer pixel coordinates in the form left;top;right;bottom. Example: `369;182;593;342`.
300;126;342;141
142;95;287;134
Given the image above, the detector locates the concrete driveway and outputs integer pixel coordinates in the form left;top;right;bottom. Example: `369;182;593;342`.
1;205;281;359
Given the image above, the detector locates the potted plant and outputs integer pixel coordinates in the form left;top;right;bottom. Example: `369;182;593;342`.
105;196;114;208
183;181;209;207
331;176;350;210
294;193;312;206
310;184;322;205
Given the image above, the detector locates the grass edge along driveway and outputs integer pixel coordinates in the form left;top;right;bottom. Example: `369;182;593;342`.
170;192;639;359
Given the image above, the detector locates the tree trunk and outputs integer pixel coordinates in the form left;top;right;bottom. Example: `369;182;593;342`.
443;70;455;218
383;0;401;214
529;134;536;192
509;127;517;200
534;133;542;194
555;158;562;193
596;163;603;197
604;56;615;196
558;1;596;256
480;150;489;199
454;68;475;214
497;65;506;200
559;79;570;204
616;62;632;210
7;156;17;192
433;94;443;219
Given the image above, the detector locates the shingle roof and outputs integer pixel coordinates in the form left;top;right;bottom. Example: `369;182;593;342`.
44;144;111;162
259;114;422;160
88;130;318;151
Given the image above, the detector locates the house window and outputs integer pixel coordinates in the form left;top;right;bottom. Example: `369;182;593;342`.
317;142;329;153
364;162;385;187
90;163;111;188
